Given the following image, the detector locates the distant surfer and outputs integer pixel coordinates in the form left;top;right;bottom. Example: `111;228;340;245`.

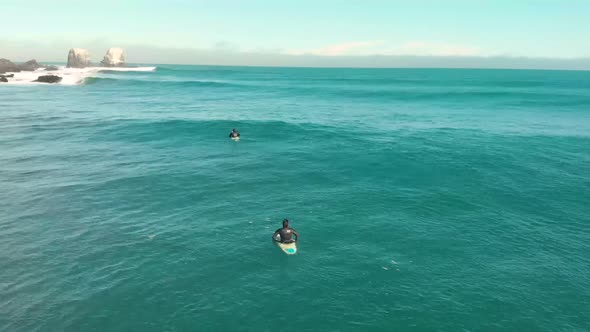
229;128;240;139
272;219;299;243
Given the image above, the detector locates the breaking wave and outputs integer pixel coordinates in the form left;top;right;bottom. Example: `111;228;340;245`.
1;66;157;86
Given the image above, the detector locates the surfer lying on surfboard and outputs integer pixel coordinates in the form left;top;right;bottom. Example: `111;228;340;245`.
272;219;299;243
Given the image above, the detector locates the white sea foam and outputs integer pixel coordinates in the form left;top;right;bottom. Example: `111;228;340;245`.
1;66;156;86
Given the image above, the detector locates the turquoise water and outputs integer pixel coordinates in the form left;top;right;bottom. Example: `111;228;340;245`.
1;66;589;331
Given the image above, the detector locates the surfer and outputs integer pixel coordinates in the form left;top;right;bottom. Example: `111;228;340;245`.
229;128;240;138
273;219;299;243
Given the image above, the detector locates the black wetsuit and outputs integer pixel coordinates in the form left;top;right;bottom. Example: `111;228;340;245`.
273;227;298;243
229;131;240;138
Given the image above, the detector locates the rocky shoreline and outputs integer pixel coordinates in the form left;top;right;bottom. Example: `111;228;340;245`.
0;47;126;84
0;59;45;74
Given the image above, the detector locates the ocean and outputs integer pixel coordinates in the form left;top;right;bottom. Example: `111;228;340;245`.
1;65;589;331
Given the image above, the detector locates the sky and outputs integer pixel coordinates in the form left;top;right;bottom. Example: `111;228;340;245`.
1;0;590;68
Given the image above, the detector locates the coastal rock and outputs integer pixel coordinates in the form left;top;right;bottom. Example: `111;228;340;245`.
100;47;125;67
0;58;19;73
44;65;59;71
34;75;62;84
67;48;91;68
0;73;14;82
1;59;47;73
19;59;42;71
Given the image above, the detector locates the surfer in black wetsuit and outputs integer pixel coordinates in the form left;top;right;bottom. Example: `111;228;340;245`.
229;128;240;138
273;219;299;243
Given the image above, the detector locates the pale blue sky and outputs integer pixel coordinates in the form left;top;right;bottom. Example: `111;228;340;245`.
1;0;589;67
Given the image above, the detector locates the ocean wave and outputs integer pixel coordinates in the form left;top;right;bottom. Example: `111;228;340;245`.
155;66;243;74
0;66;156;86
87;118;365;147
97;67;157;73
84;76;240;88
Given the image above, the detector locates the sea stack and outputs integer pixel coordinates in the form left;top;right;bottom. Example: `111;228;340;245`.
67;48;91;68
101;48;125;67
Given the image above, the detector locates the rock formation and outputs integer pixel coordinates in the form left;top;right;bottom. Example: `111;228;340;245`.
19;59;42;71
67;48;91;68
45;65;59;71
0;59;20;73
1;73;15;82
34;75;62;84
0;74;14;83
1;58;47;73
101;47;125;67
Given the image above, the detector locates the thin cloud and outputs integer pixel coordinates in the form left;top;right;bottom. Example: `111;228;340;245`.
286;40;385;56
285;40;484;57
394;41;483;56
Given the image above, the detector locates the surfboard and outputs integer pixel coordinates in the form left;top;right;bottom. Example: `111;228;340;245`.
277;241;297;255
231;136;240;141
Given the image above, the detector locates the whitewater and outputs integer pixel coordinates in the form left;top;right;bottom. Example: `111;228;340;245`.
1;66;156;85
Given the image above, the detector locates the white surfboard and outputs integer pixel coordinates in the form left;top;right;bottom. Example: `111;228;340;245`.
231;136;240;141
277;241;297;255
